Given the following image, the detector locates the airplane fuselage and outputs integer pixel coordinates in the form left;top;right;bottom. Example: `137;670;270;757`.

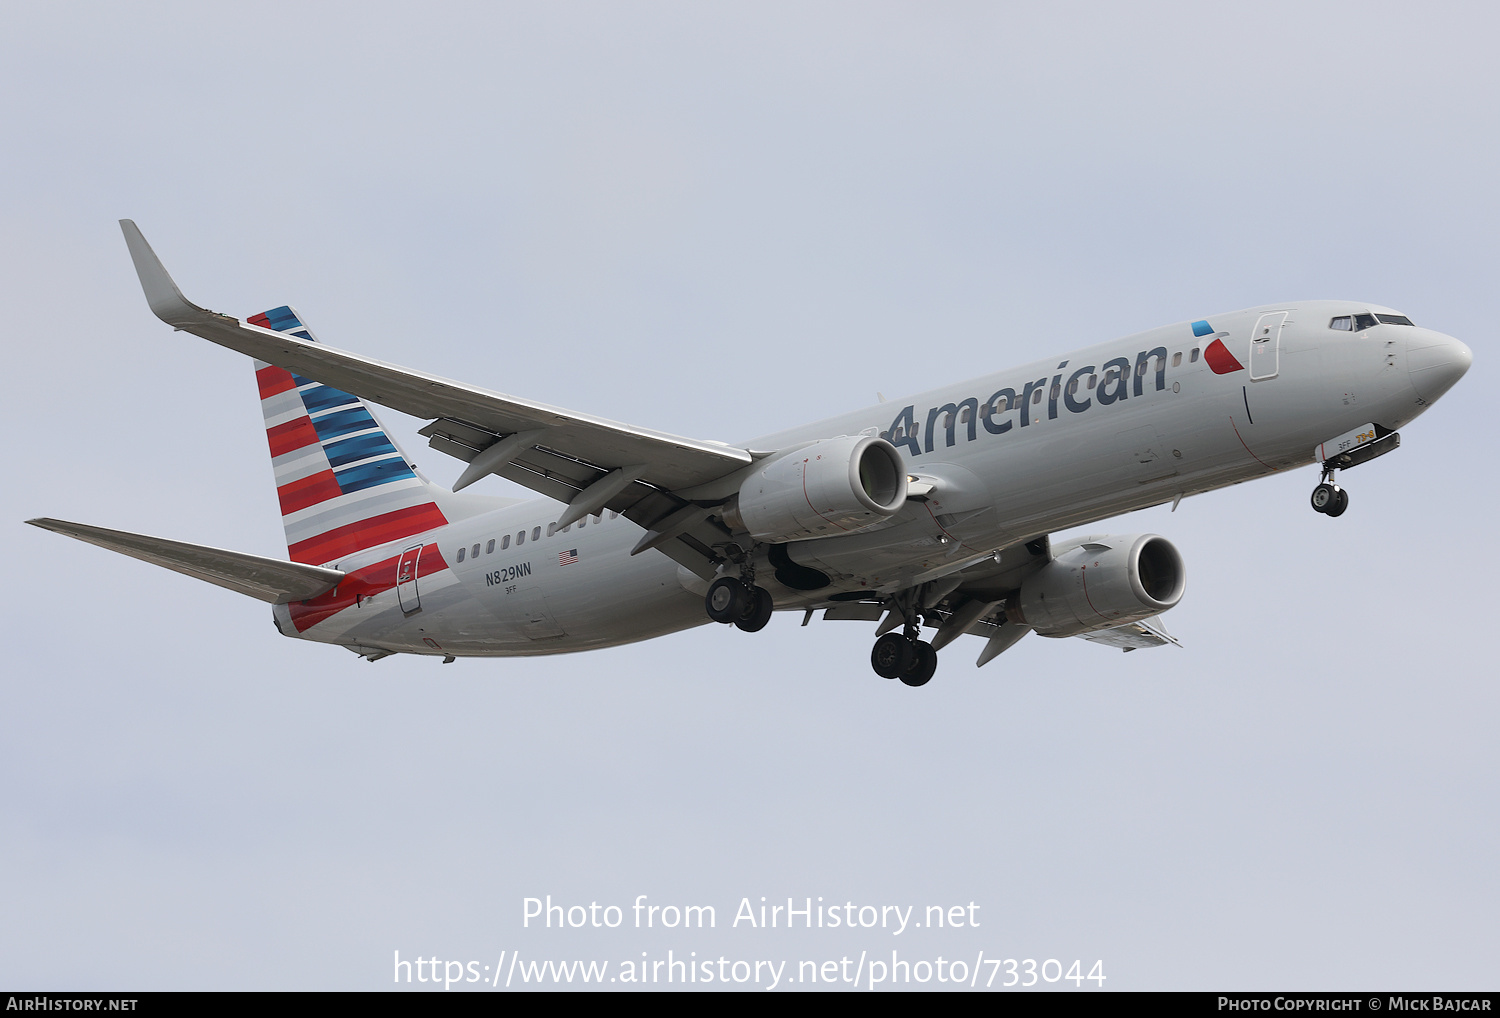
271;300;1467;659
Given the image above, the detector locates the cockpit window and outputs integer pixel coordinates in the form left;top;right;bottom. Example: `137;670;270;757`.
1332;313;1401;331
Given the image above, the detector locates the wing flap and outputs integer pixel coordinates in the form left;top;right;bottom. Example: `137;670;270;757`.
418;415;727;578
27;518;344;604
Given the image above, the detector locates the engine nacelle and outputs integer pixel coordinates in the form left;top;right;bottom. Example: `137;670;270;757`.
1010;534;1185;637
725;435;908;543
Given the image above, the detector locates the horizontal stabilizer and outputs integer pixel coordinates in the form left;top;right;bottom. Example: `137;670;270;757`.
26;518;344;604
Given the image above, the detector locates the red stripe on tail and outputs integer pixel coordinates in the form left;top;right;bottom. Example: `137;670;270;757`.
266;416;322;458
287;502;449;565
257;364;297;399
277;470;344;515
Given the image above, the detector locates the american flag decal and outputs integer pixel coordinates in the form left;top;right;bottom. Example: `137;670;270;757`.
559;549;579;566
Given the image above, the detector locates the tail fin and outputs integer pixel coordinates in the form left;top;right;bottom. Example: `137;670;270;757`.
252;305;450;566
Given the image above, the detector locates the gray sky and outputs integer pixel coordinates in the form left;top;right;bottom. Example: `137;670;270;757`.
2;0;1495;990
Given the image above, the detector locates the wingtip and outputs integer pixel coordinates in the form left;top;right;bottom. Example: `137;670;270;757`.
118;220;207;328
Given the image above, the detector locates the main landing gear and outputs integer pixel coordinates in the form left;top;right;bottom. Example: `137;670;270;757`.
870;630;938;687
704;576;774;632
1310;468;1350;518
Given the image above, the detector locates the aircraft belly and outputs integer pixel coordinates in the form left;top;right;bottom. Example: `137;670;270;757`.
460;526;706;654
530;549;706;645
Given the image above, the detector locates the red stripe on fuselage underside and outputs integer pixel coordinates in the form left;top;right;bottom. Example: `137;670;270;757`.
286;502;450;565
266;416;322;457
277;469;344;515
287;543;451;632
257;364;297;399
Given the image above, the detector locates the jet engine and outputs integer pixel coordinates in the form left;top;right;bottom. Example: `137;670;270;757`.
1008;534;1185;637
723;435;908;543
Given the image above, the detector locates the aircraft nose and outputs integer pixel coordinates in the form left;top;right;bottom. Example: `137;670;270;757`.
1407;330;1473;403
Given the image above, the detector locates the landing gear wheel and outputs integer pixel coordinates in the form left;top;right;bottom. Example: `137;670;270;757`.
1325;487;1349;517
1310;482;1339;514
871;632;915;679
734;586;774;632
705;577;751;624
899;641;938;687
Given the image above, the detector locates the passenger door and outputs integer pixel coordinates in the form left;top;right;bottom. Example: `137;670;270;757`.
395;544;423;615
1249;311;1288;381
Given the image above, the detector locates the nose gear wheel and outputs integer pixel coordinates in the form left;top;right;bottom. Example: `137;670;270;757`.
1310;481;1349;517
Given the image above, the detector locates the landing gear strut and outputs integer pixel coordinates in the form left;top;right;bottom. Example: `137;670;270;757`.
704;576;775;632
1310;467;1350;518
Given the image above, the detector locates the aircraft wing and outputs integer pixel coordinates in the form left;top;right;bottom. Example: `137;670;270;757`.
27;518;344;604
119;221;752;494
120;221;752;579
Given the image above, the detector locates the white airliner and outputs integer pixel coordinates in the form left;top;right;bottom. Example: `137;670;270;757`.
27;222;1474;685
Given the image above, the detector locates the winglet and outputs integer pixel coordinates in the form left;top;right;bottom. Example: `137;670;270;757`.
118;219;213;329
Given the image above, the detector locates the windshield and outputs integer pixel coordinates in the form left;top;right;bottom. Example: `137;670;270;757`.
1330;312;1411;331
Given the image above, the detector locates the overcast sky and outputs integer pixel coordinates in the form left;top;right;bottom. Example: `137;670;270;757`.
2;1;1495;991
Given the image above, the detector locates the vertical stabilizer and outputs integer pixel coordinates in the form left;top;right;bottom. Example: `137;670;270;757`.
251;306;449;566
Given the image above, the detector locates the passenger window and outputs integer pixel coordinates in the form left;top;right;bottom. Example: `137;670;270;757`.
471;544;480;558
547;523;556;537
610;511;618;519
577;517;586;528
1354;313;1378;330
532;527;541;541
1067;378;1078;394
997;395;1010;411
563;523;572;533
1190;348;1200;363
959;407;971;424
1049;382;1061;400
456;546;466;562
1330;316;1353;330
1376;314;1414;326
502;534;511;550
1136;361;1147;376
1032;388;1043;405
486;539;495;554
517;531;525;546
1088;375;1096;389
1172;352;1182;367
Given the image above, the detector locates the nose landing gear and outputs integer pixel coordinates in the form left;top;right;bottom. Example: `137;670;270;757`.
1310;470;1350;518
